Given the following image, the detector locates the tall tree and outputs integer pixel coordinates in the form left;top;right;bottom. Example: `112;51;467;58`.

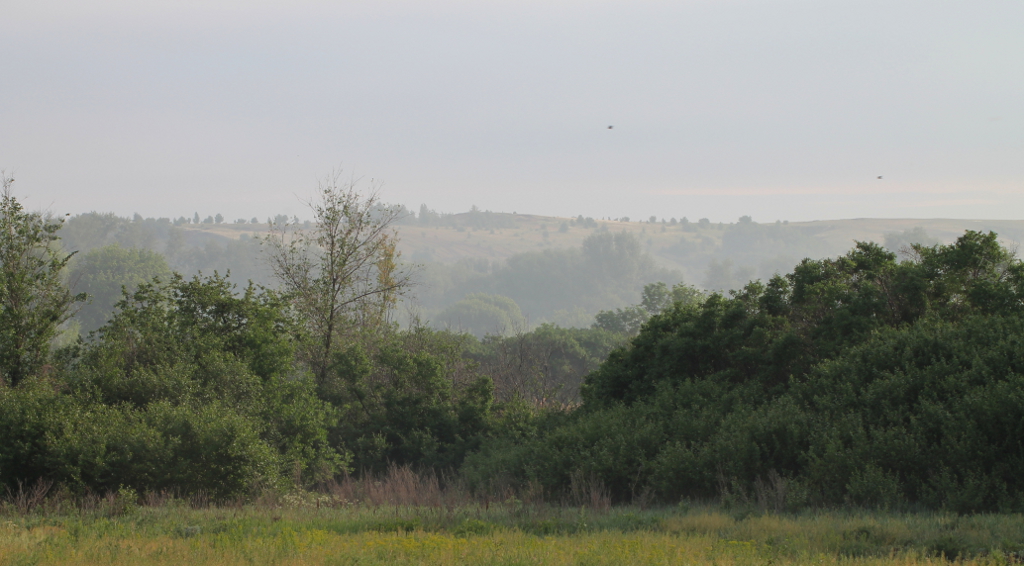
0;173;85;386
262;171;412;381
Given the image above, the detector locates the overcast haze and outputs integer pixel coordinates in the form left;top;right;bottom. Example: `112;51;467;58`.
2;0;1022;222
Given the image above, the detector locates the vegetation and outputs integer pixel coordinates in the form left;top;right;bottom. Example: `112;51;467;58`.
3;484;1024;565
466;231;1024;512
0;174;85;387
1;174;1024;566
261;172;411;381
69;244;171;334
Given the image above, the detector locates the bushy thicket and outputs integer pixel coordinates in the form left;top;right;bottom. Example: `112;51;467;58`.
463;232;1024;512
1;274;341;498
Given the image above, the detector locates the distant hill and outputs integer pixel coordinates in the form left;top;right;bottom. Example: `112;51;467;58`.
173;212;1024;284
61;211;1024;334
183;213;1024;266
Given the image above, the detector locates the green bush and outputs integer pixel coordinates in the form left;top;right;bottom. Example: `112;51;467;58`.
467;232;1024;511
324;328;495;473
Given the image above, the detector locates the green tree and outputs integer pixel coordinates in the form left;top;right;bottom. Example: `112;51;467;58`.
69;272;345;485
0;174;85;386
262;171;413;382
593;282;703;336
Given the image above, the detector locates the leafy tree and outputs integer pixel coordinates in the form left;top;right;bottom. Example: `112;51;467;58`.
262;172;413;382
0;174;85;386
593;282;703;336
592;305;648;336
84;272;297;387
61;272;345;487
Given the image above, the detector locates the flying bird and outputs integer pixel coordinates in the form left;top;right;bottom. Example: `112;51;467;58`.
608;125;614;129
877;176;883;179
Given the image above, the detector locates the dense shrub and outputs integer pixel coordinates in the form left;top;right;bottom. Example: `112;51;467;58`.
465;232;1024;511
0;381;278;498
0;273;346;498
324;328;495;473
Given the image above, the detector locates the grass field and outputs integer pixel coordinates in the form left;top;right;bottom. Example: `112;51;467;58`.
3;497;1023;565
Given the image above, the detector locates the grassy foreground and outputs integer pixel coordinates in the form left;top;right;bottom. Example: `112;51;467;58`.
3;500;1024;566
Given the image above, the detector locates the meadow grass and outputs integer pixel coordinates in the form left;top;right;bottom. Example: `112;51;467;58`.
2;499;1023;565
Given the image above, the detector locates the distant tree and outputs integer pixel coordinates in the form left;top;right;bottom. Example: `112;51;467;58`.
593;305;648;336
0;173;85;386
649;216;657;223
884;227;940;259
702;258;755;293
697;218;710;227
739;215;752;224
215;213;224;224
251;217;259;225
202;216;214;224
415;203;432;224
559;222;569;233
593;282;703;336
69;244;171;334
193;212;200;224
433;293;526;337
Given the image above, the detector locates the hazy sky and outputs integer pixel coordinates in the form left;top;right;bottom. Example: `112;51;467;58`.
2;0;1022;222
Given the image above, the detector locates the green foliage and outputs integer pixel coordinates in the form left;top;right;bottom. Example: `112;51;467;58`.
468;324;624;404
323;327;495;473
0;271;348;497
81;272;296;389
0;179;85;387
472;232;1024;511
70;244;172;334
262;173;411;382
593;282;703;336
0;380;278;498
796;314;1024;511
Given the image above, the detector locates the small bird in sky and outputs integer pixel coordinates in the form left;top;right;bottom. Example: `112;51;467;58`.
608;125;614;129
877;176;883;179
